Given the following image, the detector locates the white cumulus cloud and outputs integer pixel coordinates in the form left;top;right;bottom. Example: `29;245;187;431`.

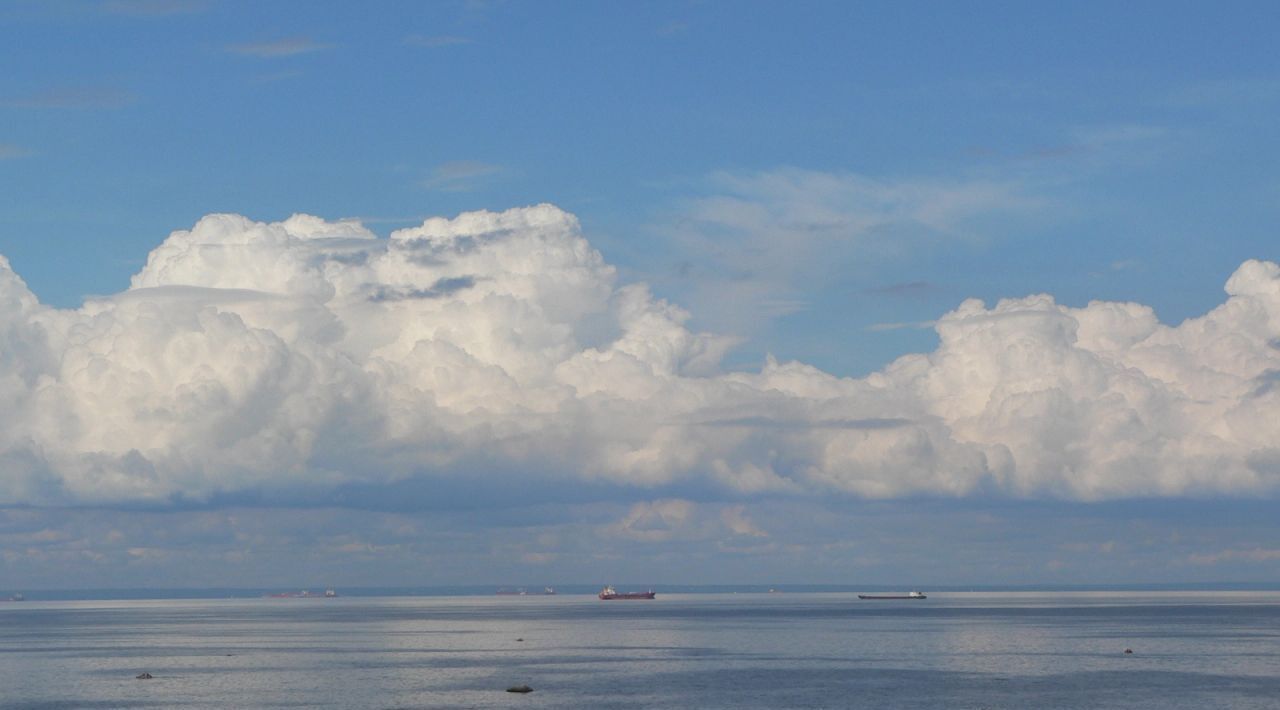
1;204;1279;505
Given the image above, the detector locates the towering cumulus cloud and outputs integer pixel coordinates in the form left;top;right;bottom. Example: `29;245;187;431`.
0;205;1278;505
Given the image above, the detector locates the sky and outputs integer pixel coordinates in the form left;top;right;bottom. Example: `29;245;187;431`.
2;0;1280;590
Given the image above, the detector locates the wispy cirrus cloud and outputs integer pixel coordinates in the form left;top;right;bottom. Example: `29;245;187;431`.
657;21;690;36
100;0;208;16
3;87;137;109
403;34;472;48
651;167;1040;333
226;37;334;58
0;144;32;160
422;160;506;192
865;320;935;332
964;122;1171;169
864;281;939;299
1162;77;1280;109
247;70;304;85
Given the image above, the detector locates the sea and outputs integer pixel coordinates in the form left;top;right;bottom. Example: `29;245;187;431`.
2;591;1278;709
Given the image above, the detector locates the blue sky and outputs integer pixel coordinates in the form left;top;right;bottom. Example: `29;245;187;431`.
6;0;1278;372
2;1;1280;590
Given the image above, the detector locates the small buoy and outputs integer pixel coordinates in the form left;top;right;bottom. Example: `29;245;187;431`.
1124;649;1133;654
506;685;534;693
136;673;153;679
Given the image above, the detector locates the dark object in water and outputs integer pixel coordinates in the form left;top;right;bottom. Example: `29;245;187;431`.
598;585;656;600
516;638;524;642
136;673;153;679
506;685;534;693
858;591;927;600
1124;648;1133;654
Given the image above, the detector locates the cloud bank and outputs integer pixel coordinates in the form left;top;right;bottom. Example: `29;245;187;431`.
1;205;1279;506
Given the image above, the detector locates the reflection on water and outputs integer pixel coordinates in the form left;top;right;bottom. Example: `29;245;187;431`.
2;592;1279;709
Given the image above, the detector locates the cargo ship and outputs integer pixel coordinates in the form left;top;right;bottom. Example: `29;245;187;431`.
265;589;336;598
599;585;656;600
858;591;926;600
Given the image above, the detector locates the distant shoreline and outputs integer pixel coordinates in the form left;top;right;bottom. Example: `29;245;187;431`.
6;583;1280;602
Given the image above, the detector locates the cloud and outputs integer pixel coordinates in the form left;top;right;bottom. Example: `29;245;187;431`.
0;144;32;160
1163;78;1280;109
657;21;690;36
694;416;913;431
607;499;696;542
604;499;771;545
866;320;935;332
2;205;1280;508
865;281;938;298
423;161;505;192
248;70;304;85
226;37;334;58
366;276;477;302
654;168;1039;332
3;87;136;109
100;0;208;16
1068;124;1169;150
720;506;767;538
6;498;1280;587
1187;547;1280;565
403;34;472;48
964;122;1172;170
688;168;1036;242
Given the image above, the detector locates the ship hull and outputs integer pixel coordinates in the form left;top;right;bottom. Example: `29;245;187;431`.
599;591;656;600
858;594;926;600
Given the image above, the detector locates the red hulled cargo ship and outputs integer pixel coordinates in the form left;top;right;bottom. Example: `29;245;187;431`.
598;585;656;600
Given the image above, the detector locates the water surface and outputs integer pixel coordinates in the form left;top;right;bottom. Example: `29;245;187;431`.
2;592;1278;709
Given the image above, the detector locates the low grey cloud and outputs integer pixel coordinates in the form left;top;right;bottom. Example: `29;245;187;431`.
6;498;1280;588
367;276;477;302
694;416;913;431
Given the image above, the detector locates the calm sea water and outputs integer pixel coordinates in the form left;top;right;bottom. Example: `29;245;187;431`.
1;592;1278;709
